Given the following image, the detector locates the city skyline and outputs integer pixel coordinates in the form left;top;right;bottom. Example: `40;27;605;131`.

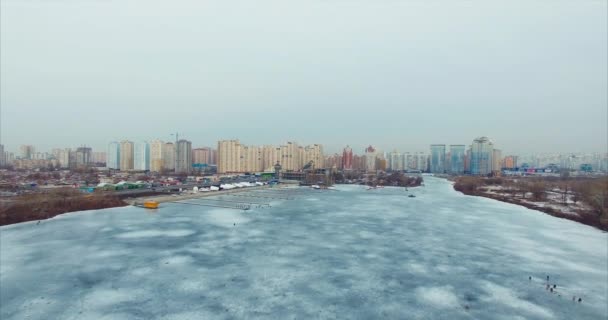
2;138;607;158
1;1;606;155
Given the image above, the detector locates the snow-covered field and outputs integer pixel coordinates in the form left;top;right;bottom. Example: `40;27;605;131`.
1;177;606;319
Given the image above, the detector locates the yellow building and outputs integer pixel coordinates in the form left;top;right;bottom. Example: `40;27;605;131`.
119;140;134;171
150;140;164;172
218;140;241;174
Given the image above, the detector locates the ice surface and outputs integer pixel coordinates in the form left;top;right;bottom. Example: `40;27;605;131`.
1;177;606;319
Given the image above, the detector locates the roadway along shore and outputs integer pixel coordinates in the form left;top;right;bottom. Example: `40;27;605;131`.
126;184;284;205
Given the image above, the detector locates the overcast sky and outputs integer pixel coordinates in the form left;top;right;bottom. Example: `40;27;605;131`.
1;0;606;155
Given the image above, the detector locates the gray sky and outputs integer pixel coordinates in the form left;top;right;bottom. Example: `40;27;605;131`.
1;0;606;155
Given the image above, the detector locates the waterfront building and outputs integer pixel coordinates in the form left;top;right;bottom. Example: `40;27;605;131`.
192;148;206;165
430;144;446;174
342;146;353;170
470;137;494;175
119;140;134;171
176;140;192;173
325;154;343;170
134;142;150;171
192;147;214;166
352;155;364;171
209;149;218;165
218;140;241;174
464;149;471;173
365;146;377;172
107;142;120;170
449;145;465;174
240;145;263;172
281;142;300;171
163;142;175;171
150;140;164;172
376;158;387;171
492;149;502;173
262;145;280;171
388;150;403;171
303;144;324;169
218;140;323;174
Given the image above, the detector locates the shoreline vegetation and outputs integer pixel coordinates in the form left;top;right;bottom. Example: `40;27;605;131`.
0;185;274;226
334;171;424;188
452;176;608;231
0;189;128;226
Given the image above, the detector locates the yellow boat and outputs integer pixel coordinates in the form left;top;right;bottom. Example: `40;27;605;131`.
143;201;159;209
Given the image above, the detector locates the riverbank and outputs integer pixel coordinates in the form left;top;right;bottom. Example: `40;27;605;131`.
0;190;128;226
0;185;282;226
452;176;608;231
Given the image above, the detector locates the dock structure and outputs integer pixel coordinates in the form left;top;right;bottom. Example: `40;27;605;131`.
186;198;272;208
227;193;295;200
128;184;316;209
171;201;253;211
127;185;272;206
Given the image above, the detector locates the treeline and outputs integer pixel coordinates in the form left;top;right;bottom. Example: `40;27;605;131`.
373;172;424;187
334;171;423;187
453;176;608;230
0;189;127;226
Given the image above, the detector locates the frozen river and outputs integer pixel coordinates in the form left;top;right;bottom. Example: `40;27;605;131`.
1;177;606;319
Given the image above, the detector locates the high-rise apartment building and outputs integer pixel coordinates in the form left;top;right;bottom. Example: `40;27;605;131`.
192;148;206;165
91;152;106;164
163;142;175;171
262;145;280;171
149;140;164;172
218;140;323;174
75;147;92;169
218;140;241;174
5;152;15;165
303;144;324;169
365;145;377;172
325;154;343;170
464;149;471;173
20;145;35;160
119;140;134;171
192;148;214;165
176;140;192;174
342;146;353;170
31;152;48;160
281;142;300;171
134;142;150;171
352;155;365;171
430;144;446;174
503;155;517;169
51;148;71;168
470;137;494;175
388;150;403;171
492;149;502;173
240;145;262;172
210;149;218;165
449;145;465;174
0;144;5;167
107;142;120;170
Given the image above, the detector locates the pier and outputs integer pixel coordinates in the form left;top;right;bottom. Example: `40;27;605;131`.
127;185;302;209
